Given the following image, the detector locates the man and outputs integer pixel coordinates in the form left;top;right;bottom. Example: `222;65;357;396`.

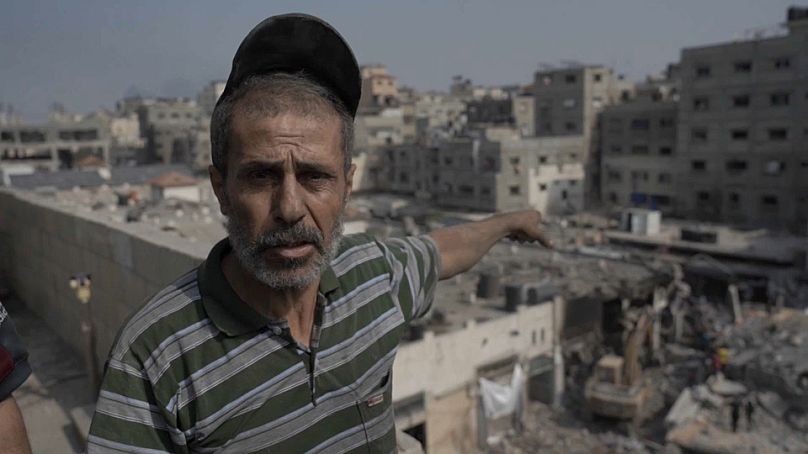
89;13;550;453
0;301;33;454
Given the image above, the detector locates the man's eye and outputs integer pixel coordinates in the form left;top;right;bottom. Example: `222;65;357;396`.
302;172;328;182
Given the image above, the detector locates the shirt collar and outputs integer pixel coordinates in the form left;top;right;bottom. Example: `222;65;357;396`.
198;238;340;337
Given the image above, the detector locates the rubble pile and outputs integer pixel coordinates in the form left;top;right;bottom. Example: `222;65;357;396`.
491;402;649;454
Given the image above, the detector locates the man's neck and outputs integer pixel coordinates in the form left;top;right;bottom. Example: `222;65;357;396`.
221;251;320;347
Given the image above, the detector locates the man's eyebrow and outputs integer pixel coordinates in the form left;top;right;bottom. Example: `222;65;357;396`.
236;160;335;176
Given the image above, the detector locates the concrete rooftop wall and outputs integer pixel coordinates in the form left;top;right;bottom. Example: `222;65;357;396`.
0;189;210;373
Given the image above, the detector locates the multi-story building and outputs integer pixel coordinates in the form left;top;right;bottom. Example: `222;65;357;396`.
136;98;200;164
197;81;226;118
358;64;399;112
377;135;585;215
512;90;535;137
533;65;634;206
0;112;114;173
600;76;679;213
674;7;808;231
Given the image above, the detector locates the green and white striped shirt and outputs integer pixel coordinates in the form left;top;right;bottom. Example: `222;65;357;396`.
89;233;440;453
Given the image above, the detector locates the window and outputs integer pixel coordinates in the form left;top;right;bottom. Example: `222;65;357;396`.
593;73;602;83
768;128;788;141
659;118;674;128
659;146;673;156
734;61;752;73
481;186;491;195
563;98;577;108
443;157;453;165
459;185;473;195
565;74;577;84
695;65;711;78
609;192;618;203
692;160;706;171
730;129;749;141
654;195;672;206
607;118;622;131
773;57;791;70
693;96;710;111
691;128;708;143
509;157;520;165
764;160;786;175
539;156;547;164
630;119;650;130
761;195;779;207
509;185;521;195
631;170;649;182
732;95;751;108
565;122;576;132
770;92;790;106
697;191;710;202
607;170;621;182
610;145;623;153
569;180;577;186
539;183;547;191
631;145;650;155
725;160;748;173
399;172;409;183
658;172;672;183
729;192;740;206
170;112;180;119
561;190;568;200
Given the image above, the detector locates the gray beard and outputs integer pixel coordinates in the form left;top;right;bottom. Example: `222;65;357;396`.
226;211;345;290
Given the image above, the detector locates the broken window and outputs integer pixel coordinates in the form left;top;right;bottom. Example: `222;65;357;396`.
509;185;521;195
692;160;707;171
697;191;710;201
773;57;791;70
565;122;576;132
631;145;650;155
691;128;708;143
733;60;752;73
630;119;650;131
770;92;791;106
0;131;13;142
732;95;751;108
593;73;602;83
725;160;748;173
731;129;749;141
539;183;548;191
659;117;674;128
561;190;568;200
539;156;548;164
761;195;779;207
565;74;577;84
695;64;711;78
693;96;710;111
659;146;673;155
768;128;788;141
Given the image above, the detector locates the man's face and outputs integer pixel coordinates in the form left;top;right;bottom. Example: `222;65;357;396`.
211;104;354;289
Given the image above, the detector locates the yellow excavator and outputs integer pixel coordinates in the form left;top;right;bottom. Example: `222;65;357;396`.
584;309;652;423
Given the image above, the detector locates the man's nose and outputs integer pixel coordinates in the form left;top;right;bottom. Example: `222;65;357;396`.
274;174;305;225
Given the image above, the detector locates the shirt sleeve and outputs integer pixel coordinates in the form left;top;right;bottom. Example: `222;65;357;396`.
377;235;442;324
0;302;32;401
88;351;188;453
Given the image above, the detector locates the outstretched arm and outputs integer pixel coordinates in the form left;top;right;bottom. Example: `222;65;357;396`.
0;397;32;454
428;210;552;280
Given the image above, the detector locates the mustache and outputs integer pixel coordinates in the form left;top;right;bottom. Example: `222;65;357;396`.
251;223;324;253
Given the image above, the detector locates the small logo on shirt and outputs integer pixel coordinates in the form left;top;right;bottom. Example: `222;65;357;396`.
366;394;384;407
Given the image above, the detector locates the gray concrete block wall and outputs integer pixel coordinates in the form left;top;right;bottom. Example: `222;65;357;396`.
0;190;208;373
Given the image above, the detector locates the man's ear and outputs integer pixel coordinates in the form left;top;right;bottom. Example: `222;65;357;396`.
209;164;229;216
344;163;356;200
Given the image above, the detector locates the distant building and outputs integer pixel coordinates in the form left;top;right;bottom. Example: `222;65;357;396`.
600;75;679;213
358;64;399;112
512;91;535;137
533;65;633;206
674;7;808;231
197;81;226;119
148;171;201;203
378;136;585;215
0;112;114;172
135;98;200;165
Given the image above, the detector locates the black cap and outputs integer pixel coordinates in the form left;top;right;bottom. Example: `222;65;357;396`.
217;13;361;117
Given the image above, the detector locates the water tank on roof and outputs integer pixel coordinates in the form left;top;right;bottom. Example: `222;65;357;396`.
477;272;502;299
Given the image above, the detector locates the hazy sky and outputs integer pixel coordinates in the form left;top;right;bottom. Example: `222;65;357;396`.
1;0;802;120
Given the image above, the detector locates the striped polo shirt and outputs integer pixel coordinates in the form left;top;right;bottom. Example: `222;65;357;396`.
88;233;440;453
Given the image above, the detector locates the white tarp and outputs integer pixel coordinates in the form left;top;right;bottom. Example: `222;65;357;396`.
478;364;525;419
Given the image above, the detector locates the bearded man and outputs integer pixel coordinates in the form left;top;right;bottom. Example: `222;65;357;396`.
88;13;550;453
